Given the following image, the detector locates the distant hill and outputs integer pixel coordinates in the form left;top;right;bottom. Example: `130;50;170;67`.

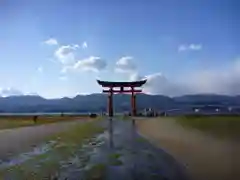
173;94;240;106
0;93;240;113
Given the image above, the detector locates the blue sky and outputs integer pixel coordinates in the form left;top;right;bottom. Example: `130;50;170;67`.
0;0;239;98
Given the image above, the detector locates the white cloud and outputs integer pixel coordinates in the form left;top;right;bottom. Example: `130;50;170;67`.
25;92;39;96
115;56;136;73
128;58;240;96
0;88;23;97
128;72;188;96
142;73;190;96
82;41;88;49
37;66;43;73
0;88;40;97
54;44;79;65
178;44;202;52
44;38;58;46
73;56;107;72
53;43;106;74
185;62;240;95
129;73;144;81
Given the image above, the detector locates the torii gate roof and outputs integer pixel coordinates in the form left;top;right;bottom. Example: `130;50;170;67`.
97;79;147;87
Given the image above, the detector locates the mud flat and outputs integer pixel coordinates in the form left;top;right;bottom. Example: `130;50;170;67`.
0;120;88;159
136;117;240;180
0;115;92;130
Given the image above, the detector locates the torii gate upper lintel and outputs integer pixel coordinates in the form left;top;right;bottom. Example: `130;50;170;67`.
97;79;147;117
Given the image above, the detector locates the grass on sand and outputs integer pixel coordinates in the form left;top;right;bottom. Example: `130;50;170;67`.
0;120;105;179
176;115;240;139
0;115;100;130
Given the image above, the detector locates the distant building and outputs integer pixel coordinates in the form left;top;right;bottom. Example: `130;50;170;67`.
194;108;200;113
143;108;158;117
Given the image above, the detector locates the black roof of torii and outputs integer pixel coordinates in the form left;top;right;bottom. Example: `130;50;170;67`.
96;79;147;87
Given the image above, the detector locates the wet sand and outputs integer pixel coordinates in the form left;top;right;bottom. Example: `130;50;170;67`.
54;118;189;180
136;118;240;180
0;119;189;180
0;120;85;159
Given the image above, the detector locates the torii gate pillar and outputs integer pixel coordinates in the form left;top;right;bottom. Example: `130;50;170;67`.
108;88;113;117
131;88;137;116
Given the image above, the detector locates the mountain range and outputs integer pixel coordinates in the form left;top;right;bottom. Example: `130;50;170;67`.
0;94;240;113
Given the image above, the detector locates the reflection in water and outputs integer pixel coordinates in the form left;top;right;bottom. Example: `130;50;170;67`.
0;140;56;169
131;118;136;142
108;118;137;149
132;118;136;127
108;118;114;148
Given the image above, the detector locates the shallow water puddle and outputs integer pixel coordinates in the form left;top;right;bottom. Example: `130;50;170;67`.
0;140;56;169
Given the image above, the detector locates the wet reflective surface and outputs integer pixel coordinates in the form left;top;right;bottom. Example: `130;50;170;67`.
0;119;189;180
0;140;57;169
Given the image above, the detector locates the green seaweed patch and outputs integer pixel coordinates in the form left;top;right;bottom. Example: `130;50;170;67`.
85;163;107;180
109;153;121;159
108;153;123;166
136;137;145;142
110;158;123;166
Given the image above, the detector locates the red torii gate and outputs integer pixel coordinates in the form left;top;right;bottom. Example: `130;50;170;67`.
97;79;147;117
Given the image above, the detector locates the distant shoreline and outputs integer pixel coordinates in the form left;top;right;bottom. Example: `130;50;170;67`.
0;112;90;116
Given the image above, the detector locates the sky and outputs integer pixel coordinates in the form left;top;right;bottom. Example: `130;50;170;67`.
0;0;239;98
